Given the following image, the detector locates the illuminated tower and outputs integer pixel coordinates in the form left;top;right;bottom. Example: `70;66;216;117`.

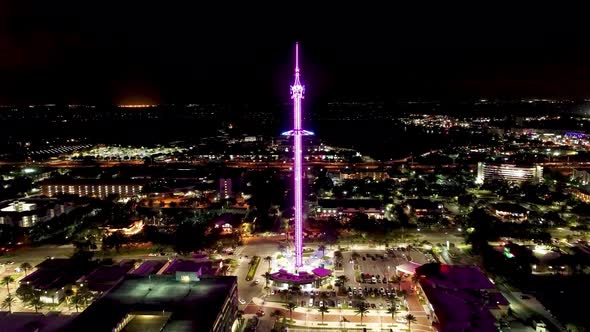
283;43;313;268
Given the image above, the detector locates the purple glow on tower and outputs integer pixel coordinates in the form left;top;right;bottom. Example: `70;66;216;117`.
291;42;305;268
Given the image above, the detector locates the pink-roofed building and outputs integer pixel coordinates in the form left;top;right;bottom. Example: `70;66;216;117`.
416;264;509;332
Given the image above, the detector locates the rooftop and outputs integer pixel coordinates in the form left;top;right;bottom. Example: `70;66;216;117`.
21;258;94;291
161;259;214;276
417;264;509;332
317;198;381;209
491;202;528;214
65;275;237;332
0;312;72;332
406;199;443;211
80;260;136;292
131;260;166;276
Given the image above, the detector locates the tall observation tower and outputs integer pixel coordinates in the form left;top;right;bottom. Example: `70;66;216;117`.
283;42;313;268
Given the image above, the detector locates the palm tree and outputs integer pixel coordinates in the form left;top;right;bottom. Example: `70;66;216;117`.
411;273;420;285
69;293;85;312
20;262;32;276
386;306;398;325
405;313;417;331
1;276;15;296
76;286;93;307
337;275;349;290
385;295;397;309
398;289;408;300
64;288;74;306
29;296;43;313
390;274;402;291
318;244;326;257
318;305;330;324
319;291;330;303
355;303;369;326
284;302;297;321
351;251;360;261
263;256;272;271
1;295;16;313
15;284;35;304
271;309;284;325
263;272;271;288
236;309;245;329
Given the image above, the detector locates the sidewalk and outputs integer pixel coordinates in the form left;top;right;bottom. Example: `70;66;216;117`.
248;298;432;331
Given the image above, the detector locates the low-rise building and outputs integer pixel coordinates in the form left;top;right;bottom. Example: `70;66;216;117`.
405;199;444;217
103;220;145;236
210;213;243;234
0;198;71;227
315;198;384;220
572;169;590;185
40;179;145;198
20;258;95;304
64;275;238;332
490;203;528;223
416;264;509;332
569;187;590;203
78;260;136;293
339;169;389;181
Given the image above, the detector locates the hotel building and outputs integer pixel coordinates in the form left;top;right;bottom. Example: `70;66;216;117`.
476;162;543;184
40;179;145;198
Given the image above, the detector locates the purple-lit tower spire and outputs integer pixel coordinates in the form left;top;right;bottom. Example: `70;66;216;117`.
283;42;313;268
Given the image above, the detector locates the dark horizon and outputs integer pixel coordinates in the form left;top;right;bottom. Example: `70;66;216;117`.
2;3;590;104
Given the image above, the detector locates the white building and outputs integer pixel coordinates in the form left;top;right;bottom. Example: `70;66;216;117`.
476;162;543;184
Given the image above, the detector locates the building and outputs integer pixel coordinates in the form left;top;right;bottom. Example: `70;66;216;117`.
315;198;384;220
416;264;509;332
130;260;167;276
0;312;72;332
159;258;221;277
476;162;543;184
64;275;238;332
78;260;136;293
405;199;444;217
210;213;243;234
339;169;389;181
218;178;233;198
570;187;590;203
40;179;145;198
490;203;529;222
0;198;70;227
20;258;95;304
104;220;145;236
571;169;590;185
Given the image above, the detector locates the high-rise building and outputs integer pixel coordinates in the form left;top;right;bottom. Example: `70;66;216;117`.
476;162;543;184
219;178;232;198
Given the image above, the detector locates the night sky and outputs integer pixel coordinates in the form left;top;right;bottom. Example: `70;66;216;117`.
1;2;590;104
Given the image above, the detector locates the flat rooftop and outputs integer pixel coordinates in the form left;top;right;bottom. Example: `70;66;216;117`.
0;312;72;332
65;275;237;332
81;260;136;292
318;198;381;209
21;258;93;291
131;260;166;276
417;264;509;332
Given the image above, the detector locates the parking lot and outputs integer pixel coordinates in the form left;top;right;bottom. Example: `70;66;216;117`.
262;247;434;312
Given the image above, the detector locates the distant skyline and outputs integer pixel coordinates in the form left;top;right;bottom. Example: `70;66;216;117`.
1;3;590;104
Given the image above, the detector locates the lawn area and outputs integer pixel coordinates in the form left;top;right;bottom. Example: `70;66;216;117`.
246;256;260;281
